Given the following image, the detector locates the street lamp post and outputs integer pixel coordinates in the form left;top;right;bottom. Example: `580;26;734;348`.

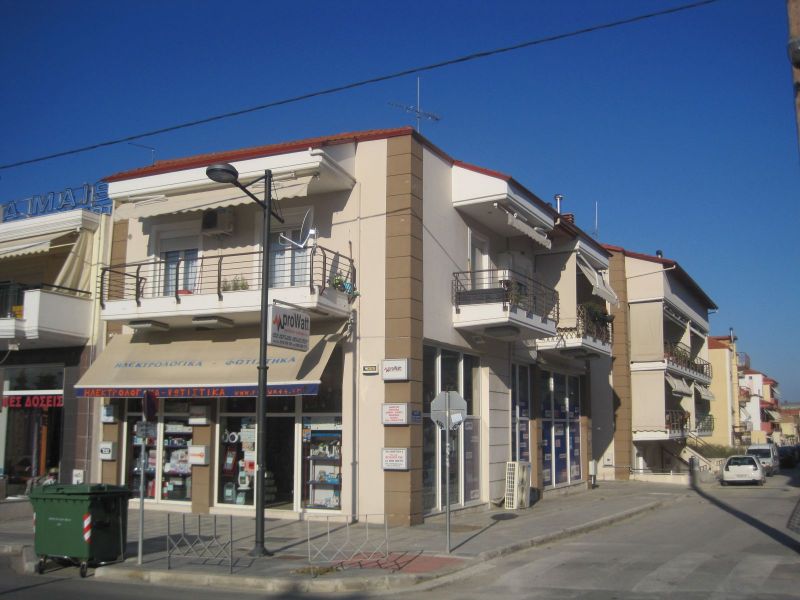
206;163;282;557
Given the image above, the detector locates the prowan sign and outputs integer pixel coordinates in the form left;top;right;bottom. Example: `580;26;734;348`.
267;305;310;351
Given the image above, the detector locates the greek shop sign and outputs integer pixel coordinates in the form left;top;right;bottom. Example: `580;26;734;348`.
2;394;64;410
1;182;112;222
268;305;310;351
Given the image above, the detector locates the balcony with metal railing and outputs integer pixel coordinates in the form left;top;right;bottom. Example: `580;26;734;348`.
664;341;712;383
0;281;93;350
694;413;715;437
451;268;559;341
99;245;356;328
538;303;612;358
666;409;691;438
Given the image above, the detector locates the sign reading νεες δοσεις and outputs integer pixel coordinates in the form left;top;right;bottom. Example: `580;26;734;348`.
2;395;63;409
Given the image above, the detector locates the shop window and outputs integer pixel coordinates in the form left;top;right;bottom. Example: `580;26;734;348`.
422;345;481;512
512;364;532;462
218;414;256;506
539;372;582;489
161;401;192;502
267;397;296;413
5;366;63;391
301;417;342;510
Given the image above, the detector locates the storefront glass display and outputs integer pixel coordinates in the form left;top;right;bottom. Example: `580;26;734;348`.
218;414;256;506
422;345;481;513
302;417;342;510
539;371;583;488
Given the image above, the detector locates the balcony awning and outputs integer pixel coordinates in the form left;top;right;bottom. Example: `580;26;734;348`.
506;213;551;249
765;409;781;421
695;384;714;401
0;231;77;260
74;323;346;399
576;254;618;305
665;373;692;396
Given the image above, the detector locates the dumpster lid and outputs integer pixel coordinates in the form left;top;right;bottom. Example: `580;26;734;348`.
29;483;131;497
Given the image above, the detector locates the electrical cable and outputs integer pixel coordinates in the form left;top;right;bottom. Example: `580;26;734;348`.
0;0;719;172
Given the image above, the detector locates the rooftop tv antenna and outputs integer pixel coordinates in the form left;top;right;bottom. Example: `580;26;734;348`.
128;142;156;165
389;77;441;133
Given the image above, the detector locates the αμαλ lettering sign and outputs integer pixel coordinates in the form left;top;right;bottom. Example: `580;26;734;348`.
267;305;310;351
1;395;63;410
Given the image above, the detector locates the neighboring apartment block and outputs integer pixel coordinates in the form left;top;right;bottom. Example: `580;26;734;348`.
0;186;113;495
707;334;740;448
601;246;717;480
71;127;618;523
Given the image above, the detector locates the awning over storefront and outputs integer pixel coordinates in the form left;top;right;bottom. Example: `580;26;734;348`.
695;384;714;401
75;324;346;398
0;231;77;260
576;254;618;305
666;373;692;396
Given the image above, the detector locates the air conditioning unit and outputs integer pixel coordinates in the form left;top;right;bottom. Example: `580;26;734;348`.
504;461;532;509
201;208;234;236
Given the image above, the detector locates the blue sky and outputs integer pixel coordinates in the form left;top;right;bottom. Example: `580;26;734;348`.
1;1;798;400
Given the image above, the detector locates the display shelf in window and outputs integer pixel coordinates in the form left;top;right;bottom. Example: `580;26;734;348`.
303;428;342;510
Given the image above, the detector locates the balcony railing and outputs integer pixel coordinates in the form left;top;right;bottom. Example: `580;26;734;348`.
0;281;91;318
664;341;712;379
452;269;559;323
99;246;356;308
666;409;690;435
556;303;612;345
695;413;715;436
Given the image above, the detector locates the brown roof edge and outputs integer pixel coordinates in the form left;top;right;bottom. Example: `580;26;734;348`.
104;127;418;182
603;243;717;310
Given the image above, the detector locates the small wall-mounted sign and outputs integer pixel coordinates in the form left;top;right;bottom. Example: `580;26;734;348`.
362;363;379;375
382;403;409;425
381;358;408;381
98;441;117;461
188;445;209;466
382;447;409;470
101;404;117;424
188;404;209;425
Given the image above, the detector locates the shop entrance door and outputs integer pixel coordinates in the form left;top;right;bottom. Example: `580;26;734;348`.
265;417;295;510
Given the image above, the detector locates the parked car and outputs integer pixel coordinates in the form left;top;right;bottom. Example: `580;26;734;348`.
721;455;766;486
745;443;780;476
778;446;797;468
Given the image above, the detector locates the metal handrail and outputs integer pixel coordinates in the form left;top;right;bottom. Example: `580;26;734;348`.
664;341;713;378
452;268;559;323
556;303;612;344
99;245;356;306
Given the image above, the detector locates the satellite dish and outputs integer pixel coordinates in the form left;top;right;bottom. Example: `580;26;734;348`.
279;209;317;249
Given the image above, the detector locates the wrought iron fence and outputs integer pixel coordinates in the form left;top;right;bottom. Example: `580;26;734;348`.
695;413;715;436
99;245;356;308
307;513;389;565
556;303;612;344
452;269;559;323
166;514;234;574
664;341;712;379
666;409;690;435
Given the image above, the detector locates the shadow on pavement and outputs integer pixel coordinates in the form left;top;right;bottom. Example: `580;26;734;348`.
690;470;800;553
449;512;518;553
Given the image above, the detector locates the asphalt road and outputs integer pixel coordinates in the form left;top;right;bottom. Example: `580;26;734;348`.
387;469;800;600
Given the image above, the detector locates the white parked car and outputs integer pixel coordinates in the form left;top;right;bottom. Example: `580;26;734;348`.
720;455;766;486
745;443;780;476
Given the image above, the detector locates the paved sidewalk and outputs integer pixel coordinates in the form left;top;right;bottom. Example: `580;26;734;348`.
0;480;689;593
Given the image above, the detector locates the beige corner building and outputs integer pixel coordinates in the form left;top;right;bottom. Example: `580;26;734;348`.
76;127;618;524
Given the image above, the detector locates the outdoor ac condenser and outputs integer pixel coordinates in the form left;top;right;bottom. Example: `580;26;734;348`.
504;461;532;509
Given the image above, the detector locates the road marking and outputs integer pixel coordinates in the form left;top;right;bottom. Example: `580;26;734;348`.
632;552;710;593
712;554;785;596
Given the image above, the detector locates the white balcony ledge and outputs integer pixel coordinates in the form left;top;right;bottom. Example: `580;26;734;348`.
0;289;92;350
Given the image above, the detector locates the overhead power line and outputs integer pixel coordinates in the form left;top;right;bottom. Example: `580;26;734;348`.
0;0;719;171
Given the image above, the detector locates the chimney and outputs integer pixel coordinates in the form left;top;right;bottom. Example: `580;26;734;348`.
561;213;575;224
554;194;564;213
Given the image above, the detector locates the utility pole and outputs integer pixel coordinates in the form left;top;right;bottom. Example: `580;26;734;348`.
788;0;800;159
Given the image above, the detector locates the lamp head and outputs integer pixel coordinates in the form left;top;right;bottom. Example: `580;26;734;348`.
206;163;240;184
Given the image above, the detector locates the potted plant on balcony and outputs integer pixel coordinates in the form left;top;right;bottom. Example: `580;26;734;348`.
330;271;359;302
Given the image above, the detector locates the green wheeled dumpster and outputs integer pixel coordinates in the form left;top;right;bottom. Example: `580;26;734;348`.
29;483;131;577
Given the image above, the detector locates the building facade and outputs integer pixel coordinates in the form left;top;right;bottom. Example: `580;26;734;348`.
601;246;717;480
0;185;112;495
76;128;616;523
